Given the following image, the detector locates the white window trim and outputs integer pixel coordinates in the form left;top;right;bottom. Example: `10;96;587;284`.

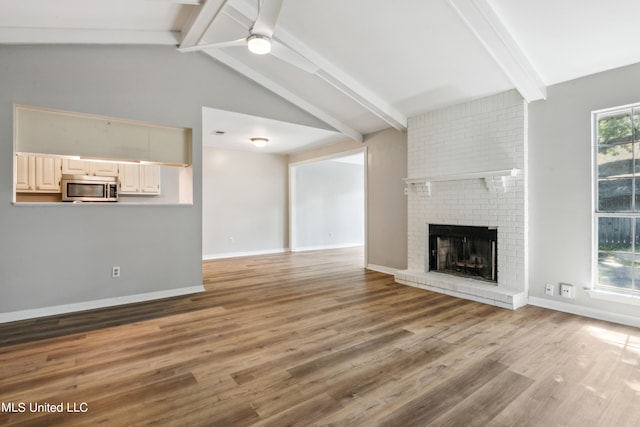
592;102;640;296
587;289;640;306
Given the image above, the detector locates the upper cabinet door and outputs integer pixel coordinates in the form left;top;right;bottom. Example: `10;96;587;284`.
140;165;161;194
34;157;62;192
90;162;119;177
61;159;91;175
15;154;35;191
118;163;140;194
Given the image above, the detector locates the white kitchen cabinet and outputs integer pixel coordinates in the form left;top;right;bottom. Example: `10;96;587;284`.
118;164;160;195
118;163;140;193
61;158;91;175
62;159;119;177
140;164;161;194
90;162;119;177
15;154;34;191
16;154;61;193
35;157;62;191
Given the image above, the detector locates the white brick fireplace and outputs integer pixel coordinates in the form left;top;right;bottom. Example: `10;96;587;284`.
394;90;528;309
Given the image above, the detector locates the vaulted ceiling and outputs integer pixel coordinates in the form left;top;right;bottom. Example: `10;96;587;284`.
2;0;640;147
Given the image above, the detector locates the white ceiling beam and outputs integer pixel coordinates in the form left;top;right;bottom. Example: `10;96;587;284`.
202;49;363;142
184;6;362;141
179;0;229;49
0;28;179;45
225;1;408;132
447;0;546;102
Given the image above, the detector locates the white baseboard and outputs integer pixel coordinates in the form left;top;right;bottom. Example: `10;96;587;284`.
528;296;640;328
0;285;205;324
292;243;364;252
366;264;400;275
203;248;289;260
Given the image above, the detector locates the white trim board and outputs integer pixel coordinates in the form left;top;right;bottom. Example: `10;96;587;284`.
366;264;400;275
203;248;289;260
291;243;364;252
0;286;204;324
528;296;640;329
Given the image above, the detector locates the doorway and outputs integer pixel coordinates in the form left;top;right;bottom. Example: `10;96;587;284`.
289;149;367;264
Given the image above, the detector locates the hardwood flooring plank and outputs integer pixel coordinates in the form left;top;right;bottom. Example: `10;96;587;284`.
375;359;509;427
429;369;534;426
251;392;342;427
286;329;414;378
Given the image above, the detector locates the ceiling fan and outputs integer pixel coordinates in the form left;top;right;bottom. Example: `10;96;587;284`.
178;0;319;74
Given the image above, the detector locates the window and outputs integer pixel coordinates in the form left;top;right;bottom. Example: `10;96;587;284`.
594;105;640;294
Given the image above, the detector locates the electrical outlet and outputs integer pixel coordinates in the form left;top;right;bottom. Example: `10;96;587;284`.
545;283;554;296
560;282;574;298
112;266;121;278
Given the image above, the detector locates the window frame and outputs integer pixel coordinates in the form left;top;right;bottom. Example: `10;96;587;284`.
593;103;640;296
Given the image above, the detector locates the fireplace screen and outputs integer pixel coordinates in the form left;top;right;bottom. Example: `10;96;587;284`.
428;225;497;283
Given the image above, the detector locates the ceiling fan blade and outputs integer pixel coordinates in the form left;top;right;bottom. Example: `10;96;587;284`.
270;40;320;74
252;0;283;37
178;38;247;53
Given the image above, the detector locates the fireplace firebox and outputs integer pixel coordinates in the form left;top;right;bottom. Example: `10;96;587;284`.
428;225;497;283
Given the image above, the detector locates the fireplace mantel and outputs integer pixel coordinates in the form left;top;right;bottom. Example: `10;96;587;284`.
403;168;520;195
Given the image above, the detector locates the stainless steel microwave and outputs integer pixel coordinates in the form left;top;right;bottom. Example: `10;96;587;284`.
61;174;118;202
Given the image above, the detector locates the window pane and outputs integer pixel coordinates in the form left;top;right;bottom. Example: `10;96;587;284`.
599;217;633;251
635;178;640;212
598;143;633;178
633;108;640;142
598;252;633;289
598;111;633;145
598;178;633;211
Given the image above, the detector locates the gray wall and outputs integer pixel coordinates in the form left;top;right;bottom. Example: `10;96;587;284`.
202;147;288;258
529;62;640;323
289;128;408;270
0;44;329;316
293;158;364;250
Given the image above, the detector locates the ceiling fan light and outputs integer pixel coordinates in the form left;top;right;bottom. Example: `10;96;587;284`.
247;34;271;55
251;137;269;148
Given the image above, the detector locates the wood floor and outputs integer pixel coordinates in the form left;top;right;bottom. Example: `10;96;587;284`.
1;247;640;426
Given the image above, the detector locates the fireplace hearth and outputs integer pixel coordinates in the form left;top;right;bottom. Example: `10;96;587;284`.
428;224;497;283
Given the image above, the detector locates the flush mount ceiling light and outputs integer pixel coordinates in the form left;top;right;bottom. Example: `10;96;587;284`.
247;34;271;55
250;137;269;148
